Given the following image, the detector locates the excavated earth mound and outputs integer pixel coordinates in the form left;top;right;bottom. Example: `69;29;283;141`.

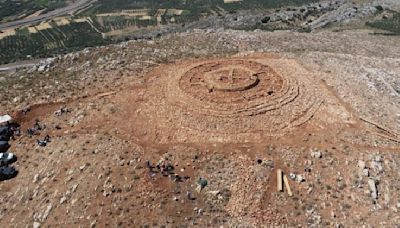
119;55;350;143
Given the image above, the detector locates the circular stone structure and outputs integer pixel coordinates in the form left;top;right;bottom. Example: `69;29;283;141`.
175;59;293;117
202;66;260;92
135;57;323;141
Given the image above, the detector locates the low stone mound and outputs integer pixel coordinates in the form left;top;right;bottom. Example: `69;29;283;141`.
129;56;326;142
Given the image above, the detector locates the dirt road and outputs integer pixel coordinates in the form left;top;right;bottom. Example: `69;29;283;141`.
0;59;42;72
0;0;95;30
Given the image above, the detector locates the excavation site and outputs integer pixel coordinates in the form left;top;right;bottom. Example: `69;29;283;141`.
1;26;400;227
117;56;339;144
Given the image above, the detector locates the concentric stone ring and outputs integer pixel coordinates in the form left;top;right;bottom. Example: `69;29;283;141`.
137;57;323;140
203;66;260;92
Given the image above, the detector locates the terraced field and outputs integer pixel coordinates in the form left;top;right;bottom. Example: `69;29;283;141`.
0;0;317;64
0;21;105;64
0;0;67;23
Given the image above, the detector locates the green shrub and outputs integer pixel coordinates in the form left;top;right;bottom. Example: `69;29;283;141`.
366;13;400;34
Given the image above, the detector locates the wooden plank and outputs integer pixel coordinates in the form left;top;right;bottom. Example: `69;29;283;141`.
283;175;293;197
277;169;283;192
96;91;117;98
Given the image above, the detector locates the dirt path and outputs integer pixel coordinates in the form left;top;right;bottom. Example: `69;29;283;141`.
0;59;43;72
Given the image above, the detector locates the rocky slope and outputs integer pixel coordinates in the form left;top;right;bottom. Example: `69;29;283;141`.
0;1;400;227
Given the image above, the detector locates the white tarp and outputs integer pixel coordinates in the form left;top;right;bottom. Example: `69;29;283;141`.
0;115;12;124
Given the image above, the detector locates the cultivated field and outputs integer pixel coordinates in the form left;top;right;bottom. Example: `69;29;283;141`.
0;0;320;64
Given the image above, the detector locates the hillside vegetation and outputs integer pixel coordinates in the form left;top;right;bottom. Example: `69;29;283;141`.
366;12;400;34
0;0;318;64
0;0;66;23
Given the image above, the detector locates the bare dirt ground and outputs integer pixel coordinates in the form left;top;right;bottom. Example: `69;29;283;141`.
0;29;400;227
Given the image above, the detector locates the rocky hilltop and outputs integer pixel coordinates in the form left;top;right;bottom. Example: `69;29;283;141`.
0;0;400;227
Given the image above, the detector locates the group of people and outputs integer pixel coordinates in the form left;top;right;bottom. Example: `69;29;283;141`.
0;118;18;181
146;160;190;183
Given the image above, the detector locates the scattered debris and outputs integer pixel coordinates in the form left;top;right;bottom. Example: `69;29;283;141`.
187;191;196;200
194;207;203;214
37;58;56;73
59;196;67;204
27;120;46;136
41;204;53;222
96;91;117;98
33;174;39;183
295;174;305;183
33;222;41;228
362;168;369;177
21;107;31;115
368;179;378;200
90;220;96;228
54;107;70;116
371;156;384;173
71;184;79;193
358;160;366;169
311;149;322;159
